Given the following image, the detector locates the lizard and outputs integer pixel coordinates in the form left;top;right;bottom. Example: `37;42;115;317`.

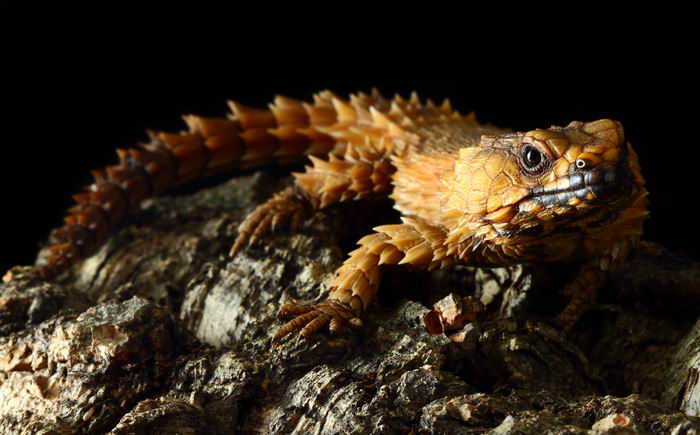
37;88;649;343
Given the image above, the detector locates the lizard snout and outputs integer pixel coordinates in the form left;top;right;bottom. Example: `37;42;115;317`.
572;147;631;203
531;148;631;209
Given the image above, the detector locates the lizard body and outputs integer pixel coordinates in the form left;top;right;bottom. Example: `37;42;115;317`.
39;89;649;342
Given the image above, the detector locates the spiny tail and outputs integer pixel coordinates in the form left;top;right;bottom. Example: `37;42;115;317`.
39;89;462;279
39;93;346;278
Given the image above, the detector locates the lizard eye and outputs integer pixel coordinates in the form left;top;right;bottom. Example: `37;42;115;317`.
519;145;547;174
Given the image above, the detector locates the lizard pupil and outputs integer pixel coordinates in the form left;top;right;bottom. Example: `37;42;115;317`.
523;146;542;169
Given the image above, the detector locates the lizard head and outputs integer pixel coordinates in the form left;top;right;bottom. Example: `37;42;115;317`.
442;119;648;255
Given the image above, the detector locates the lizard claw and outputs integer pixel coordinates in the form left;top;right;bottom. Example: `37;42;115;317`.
230;186;308;257
272;299;362;344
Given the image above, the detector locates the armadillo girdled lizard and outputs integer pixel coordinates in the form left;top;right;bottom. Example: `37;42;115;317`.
38;89;649;342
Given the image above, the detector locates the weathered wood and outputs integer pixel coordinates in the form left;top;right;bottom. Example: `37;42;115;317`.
1;171;699;434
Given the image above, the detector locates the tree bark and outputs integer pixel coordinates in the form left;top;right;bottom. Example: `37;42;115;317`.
1;171;699;434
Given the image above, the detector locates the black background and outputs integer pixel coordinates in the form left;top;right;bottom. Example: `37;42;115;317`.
0;4;696;273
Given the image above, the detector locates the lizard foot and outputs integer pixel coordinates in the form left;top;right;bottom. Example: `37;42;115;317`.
272;299;363;344
230;186;308;257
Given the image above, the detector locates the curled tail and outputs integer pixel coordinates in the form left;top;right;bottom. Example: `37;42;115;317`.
39;92;351;279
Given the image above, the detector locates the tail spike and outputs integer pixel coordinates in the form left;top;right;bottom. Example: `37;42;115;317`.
270;95;308;126
332;98;357;123
369;106;392;128
393;93;407;105
440;99;452;113
227;100;276;129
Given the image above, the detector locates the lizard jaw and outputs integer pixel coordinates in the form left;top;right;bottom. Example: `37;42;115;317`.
528;148;632;210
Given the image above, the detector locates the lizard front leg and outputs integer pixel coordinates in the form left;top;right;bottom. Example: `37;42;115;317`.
555;261;605;332
273;217;453;343
555;248;629;332
231;145;395;256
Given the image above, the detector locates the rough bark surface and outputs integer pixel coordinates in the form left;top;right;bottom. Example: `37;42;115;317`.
1;171;699;434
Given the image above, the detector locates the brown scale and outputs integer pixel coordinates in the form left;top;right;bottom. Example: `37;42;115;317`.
39;89;649;343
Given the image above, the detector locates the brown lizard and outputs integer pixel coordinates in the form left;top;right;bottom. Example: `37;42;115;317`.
38;89;649;343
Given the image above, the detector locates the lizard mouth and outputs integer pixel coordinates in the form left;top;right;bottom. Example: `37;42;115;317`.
529;149;632;209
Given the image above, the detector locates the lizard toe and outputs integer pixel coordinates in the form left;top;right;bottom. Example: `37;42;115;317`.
278;302;317;318
272;299;360;344
272;309;323;344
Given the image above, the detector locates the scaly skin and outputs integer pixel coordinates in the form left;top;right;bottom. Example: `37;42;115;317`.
236;91;649;342
38;89;648;343
40;93;346;278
